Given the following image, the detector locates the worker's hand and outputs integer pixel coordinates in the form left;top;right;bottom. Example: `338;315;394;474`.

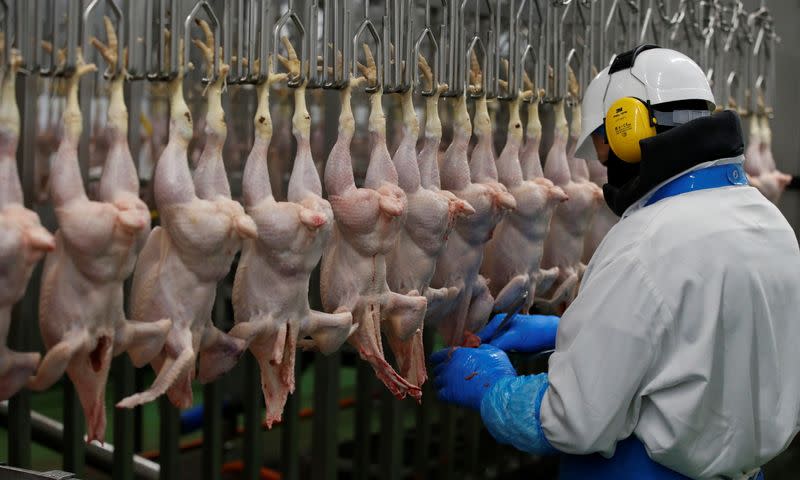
430;344;516;410
477;313;559;354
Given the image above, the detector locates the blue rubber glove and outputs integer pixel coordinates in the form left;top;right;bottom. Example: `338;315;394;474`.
477;313;559;353
430;344;517;410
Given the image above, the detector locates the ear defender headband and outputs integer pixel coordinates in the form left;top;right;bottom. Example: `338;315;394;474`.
603;44;661;164
603;43;711;163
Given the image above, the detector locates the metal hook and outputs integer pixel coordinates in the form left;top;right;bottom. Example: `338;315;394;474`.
184;0;220;84
253;0;271;84
639;0;657;45
719;1;742;106
525;0;545;96
273;0;306;87
223;0;248;83
438;0;460;96
320;0;349;89
553;0;576;100
143;0;180;82
656;0;683;25
496;0;530;101
414;0;445;96
306;0;324;87
125;0;150;79
352;0;383;93
709;3;722;63
382;0;413;93
603;0;629;66
220;0;269;85
0;0;9;67
37;0;80;77
83;0;124;79
572;0;594;96
748;7;774;110
460;0;494;98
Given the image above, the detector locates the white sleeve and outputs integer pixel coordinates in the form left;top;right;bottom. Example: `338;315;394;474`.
539;253;670;456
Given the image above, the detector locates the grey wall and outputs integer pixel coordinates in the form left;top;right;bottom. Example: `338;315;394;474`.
747;0;800;230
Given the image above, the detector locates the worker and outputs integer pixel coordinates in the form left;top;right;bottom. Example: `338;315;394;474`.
431;44;800;479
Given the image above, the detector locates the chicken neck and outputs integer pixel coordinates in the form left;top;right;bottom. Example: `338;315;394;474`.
243;78;277;207
193;62;231;200
521;94;545;179
543;99;571;187
323;80;359;197
364;88;399;189
439;93;473;191
50;52;96;207
393;89;421;193
287;80;323;200
496;96;525;187
418;86;444;190
469;95;498;183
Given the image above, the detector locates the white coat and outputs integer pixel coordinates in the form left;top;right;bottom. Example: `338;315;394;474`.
540;156;800;479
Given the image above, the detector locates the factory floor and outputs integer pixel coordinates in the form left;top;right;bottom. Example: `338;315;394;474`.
0;360;377;479
3;362;800;479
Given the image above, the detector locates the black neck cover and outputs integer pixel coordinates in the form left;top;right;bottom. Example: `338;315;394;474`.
602;109;745;216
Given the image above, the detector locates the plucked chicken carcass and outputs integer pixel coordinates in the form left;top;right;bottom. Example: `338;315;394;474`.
320;46;427;399
28;24;169;441
537;73;603;313
582;155;617;264
430;55;516;346
385;54;473;386
118;24;257;409
519;90;569;299
230;41;353;427
483;77;566;314
744;94;792;204
0;48;55;401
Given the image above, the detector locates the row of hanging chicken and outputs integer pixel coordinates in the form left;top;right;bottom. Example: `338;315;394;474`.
0;20;789;444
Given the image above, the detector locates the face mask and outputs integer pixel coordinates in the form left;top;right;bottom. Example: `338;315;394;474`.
605;152;640;189
602;151;641;217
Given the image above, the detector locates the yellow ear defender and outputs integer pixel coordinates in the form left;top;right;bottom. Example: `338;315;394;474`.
604;97;658;163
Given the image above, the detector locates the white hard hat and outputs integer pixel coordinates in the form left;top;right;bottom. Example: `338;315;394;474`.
576;45;715;152
576;67;611;152
603;45;715;115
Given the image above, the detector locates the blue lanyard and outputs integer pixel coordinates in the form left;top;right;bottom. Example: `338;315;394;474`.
645;163;748;207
